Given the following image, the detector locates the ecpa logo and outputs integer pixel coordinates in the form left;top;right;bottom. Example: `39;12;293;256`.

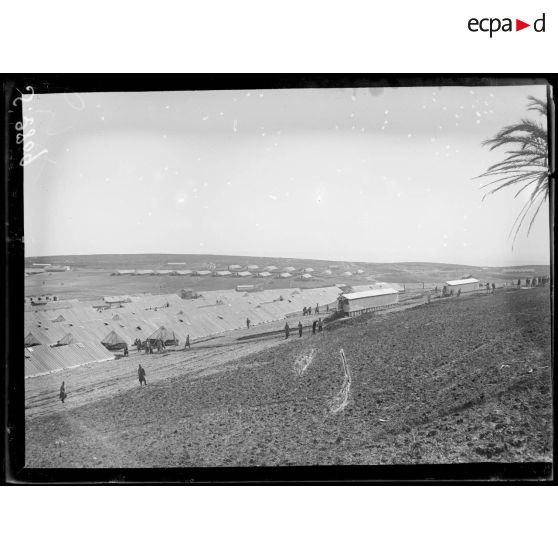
468;13;546;37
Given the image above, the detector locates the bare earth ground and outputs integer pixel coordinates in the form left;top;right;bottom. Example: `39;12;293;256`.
25;287;552;467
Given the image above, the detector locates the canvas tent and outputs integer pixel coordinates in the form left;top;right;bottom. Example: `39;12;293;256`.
56;333;75;346
101;330;128;350
25;332;41;348
147;326;179;346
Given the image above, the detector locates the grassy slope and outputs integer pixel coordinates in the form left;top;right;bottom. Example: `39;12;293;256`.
26;287;552;467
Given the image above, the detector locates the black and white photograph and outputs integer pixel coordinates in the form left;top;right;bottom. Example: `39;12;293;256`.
12;78;553;476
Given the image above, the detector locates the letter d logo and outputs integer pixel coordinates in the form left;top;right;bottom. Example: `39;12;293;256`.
534;13;546;32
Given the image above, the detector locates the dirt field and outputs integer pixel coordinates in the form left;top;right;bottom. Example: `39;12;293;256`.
26;286;552;468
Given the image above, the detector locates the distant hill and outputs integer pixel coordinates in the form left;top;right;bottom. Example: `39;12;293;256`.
24;253;550;284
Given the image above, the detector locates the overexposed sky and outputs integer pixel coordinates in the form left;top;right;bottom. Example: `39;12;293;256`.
24;85;550;266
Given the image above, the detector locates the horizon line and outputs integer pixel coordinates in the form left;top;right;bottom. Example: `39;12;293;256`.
23;252;551;269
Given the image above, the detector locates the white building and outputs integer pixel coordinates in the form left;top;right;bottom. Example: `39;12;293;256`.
445;278;480;293
339;288;399;316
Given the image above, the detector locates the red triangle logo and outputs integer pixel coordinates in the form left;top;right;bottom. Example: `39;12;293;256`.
516;19;530;31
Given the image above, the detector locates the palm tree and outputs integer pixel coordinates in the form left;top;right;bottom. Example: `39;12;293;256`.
476;96;550;246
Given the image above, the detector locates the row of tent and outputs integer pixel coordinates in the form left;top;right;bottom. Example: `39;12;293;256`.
24;287;344;376
25;342;115;378
113;268;366;277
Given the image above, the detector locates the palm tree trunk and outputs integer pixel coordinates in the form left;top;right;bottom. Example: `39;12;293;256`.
546;84;555;295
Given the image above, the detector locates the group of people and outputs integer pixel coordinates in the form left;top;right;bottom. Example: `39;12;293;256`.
132;337;168;354
485;282;496;294
518;276;549;288
302;304;320;316
284;317;323;338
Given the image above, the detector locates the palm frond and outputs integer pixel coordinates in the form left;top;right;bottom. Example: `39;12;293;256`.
475;96;549;246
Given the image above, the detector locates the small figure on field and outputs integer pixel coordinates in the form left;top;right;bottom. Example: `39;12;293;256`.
450;289;454;297
456;289;461;297
486;282;490;293
138;364;147;386
526;278;531;287
123;346;129;357
326;304;329;312
315;304;319;314
491;283;496;294
59;381;67;403
318;318;323;333
144;341;150;354
149;343;154;355
298;321;303;337
517;279;521;288
284;322;290;339
302;306;307;316
442;285;447;297
312;320;317;334
427;294;431;304
246;317;250;329
184;335;191;350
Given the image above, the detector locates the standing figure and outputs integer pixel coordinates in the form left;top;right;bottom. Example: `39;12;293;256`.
124;346;129;357
284;322;290;339
246;317;250;329
517;279;521;288
318;318;323;333
315;304;319;315
298;321;303;337
184;334;191;350
145;341;150;354
302;306;307;316
138;364;147;386
312;320;317;334
59;381;67;403
491;283;496;294
456;289;461;297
